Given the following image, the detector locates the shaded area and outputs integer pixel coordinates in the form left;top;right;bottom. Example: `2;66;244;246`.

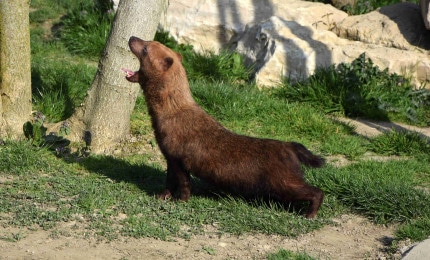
379;2;430;50
76;155;166;197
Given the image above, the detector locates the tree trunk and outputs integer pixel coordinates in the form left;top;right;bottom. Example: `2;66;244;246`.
0;0;32;139
65;0;167;153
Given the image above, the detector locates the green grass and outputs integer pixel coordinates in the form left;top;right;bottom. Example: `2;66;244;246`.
30;1;99;122
370;130;430;156
309;159;430;224
191;80;370;159
2;92;430;244
268;249;316;260
57;2;114;59
155;30;252;83
276;53;430;127
307;0;420;15
6;0;428;257
31;55;96;121
0;141;331;240
344;0;419;15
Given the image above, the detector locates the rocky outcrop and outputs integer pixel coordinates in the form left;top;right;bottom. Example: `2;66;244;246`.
335;3;430;50
231;15;430;86
159;0;347;53
159;0;430;87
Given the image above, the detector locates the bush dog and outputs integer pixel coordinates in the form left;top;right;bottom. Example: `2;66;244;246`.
123;36;325;218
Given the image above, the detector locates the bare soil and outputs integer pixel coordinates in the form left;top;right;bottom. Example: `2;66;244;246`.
1;119;427;259
0;214;402;259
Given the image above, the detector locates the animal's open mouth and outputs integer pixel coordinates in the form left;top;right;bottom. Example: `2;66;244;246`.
121;68;135;79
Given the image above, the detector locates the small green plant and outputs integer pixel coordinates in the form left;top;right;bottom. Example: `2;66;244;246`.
0;230;26;242
23;112;48;146
23;112;71;150
268;249;316;260
202;246;216;255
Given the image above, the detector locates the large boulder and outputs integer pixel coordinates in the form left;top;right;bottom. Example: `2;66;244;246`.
231;15;430;86
159;0;430;87
334;3;430;50
159;0;347;53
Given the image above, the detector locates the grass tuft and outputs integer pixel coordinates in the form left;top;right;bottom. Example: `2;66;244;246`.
268;249;316;260
308;160;430;224
369;130;430;156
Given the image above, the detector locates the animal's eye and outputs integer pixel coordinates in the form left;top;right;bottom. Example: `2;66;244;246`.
142;46;148;55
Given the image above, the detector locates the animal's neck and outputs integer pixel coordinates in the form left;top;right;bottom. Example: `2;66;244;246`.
143;81;195;119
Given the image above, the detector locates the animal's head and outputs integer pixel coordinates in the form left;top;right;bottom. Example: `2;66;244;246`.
123;36;183;84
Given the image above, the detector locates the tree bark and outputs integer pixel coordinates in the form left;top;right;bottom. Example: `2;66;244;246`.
0;0;32;139
65;0;167;153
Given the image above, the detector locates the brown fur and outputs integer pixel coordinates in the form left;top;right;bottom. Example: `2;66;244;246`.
124;36;325;218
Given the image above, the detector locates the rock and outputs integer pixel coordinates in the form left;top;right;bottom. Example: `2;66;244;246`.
402;238;430;260
421;0;430;29
159;0;347;53
231;16;343;85
160;0;430;87
232;16;430;86
334;3;430;50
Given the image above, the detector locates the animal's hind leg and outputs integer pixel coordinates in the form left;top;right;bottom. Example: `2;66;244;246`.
278;184;324;219
302;185;324;218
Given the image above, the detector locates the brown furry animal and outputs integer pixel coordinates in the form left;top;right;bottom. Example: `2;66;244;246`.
123;36;325;218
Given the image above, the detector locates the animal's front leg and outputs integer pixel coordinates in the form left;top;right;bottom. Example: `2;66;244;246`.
158;159;179;200
158;159;191;201
177;167;191;201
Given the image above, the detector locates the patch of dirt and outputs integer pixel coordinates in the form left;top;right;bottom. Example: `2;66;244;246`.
0;214;405;259
334;117;430;141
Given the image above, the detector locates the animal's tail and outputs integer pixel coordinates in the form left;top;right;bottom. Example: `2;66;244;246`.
291;142;325;168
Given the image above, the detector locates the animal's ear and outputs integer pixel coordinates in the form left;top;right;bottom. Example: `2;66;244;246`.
176;52;183;62
160;57;174;71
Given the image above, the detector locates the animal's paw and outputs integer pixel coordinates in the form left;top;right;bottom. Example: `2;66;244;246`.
157;190;172;200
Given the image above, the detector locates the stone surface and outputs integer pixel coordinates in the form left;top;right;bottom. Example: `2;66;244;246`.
334;3;430;50
159;0;347;53
159;0;430;87
231;15;430;86
402;238;430;260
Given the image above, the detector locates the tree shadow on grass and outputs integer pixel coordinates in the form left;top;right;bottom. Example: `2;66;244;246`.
76;155;166;197
73;154;222;200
